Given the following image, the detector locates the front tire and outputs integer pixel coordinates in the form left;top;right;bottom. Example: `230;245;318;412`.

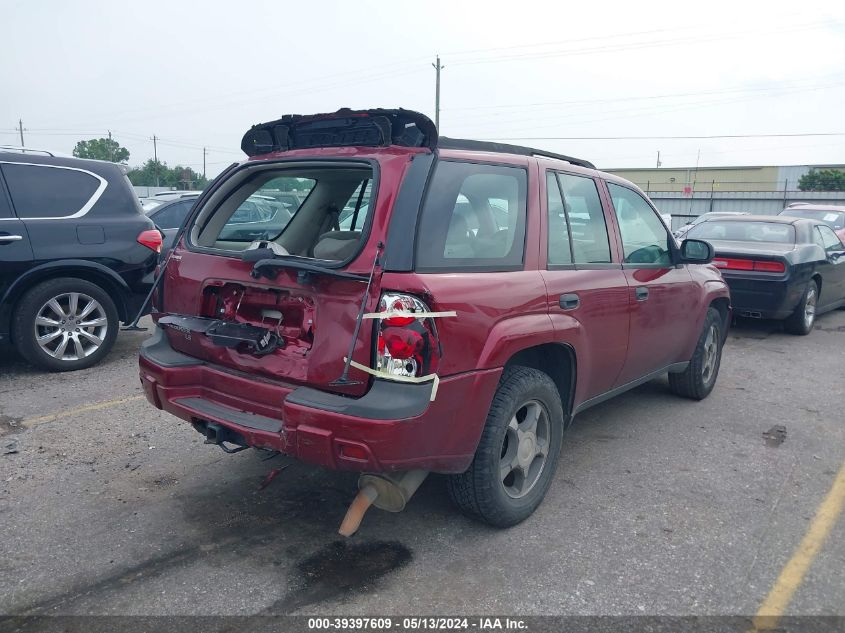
783;279;818;335
668;307;723;400
12;278;119;372
447;366;564;527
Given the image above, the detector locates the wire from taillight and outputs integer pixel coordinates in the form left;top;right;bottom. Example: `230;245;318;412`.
137;229;163;253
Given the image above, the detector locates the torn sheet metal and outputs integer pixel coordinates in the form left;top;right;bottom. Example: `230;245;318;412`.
345;358;440;401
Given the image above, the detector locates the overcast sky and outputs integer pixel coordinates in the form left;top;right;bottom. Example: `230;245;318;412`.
3;0;844;177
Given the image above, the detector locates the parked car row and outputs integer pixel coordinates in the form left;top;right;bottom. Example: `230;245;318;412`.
3;111;844;532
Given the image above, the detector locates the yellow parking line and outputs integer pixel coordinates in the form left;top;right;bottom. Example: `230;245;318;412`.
751;459;845;631
21;395;145;428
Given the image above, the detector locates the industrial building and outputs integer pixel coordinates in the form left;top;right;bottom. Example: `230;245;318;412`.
603;164;845;227
605;164;845;193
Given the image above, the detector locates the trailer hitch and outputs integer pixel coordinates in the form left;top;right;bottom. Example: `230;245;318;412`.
196;421;249;454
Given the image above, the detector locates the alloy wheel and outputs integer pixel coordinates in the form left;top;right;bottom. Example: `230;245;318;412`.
804;286;817;330
701;324;719;385
33;292;109;361
499;400;551;499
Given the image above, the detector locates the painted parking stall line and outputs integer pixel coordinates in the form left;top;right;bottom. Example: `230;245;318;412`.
752;459;845;631
22;395;144;429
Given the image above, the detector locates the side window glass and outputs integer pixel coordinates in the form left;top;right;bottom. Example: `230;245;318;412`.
416;161;527;271
545;172;572;265
558;173;611;264
2;164;101;219
608;183;672;266
817;225;843;251
812;227;827;251
152;201;191;229
0;177;12;218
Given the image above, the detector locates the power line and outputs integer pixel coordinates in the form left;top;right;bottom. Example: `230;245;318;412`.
484;133;845;141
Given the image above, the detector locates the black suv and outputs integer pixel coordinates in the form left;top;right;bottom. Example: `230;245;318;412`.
0;148;160;371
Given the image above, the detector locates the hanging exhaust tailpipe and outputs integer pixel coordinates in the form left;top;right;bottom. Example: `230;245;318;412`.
338;470;429;537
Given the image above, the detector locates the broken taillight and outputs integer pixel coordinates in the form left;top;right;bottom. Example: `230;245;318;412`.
375;293;440;378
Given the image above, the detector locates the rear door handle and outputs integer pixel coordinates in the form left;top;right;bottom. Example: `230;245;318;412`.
0;234;23;243
635;286;649;301
559;293;580;310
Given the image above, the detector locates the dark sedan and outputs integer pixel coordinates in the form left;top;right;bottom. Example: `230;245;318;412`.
687;216;845;334
145;197;197;246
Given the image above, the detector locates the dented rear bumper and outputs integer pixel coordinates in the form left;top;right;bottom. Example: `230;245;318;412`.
139;326;499;474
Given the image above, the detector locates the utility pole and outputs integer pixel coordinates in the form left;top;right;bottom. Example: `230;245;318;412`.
151;135;159;187
431;55;444;131
17;119;25;148
656;150;661;168
108;130;114;162
203;147;207;179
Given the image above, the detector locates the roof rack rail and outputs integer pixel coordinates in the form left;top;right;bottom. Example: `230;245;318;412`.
437;137;595;170
0;145;55;157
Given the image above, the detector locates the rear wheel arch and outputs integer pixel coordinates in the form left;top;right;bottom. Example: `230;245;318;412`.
7;266;131;335
811;273;822;297
708;297;731;337
504;343;576;425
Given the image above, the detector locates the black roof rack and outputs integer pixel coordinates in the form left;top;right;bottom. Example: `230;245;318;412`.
438;137;595;170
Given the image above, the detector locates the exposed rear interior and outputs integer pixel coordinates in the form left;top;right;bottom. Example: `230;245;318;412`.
191;162;373;261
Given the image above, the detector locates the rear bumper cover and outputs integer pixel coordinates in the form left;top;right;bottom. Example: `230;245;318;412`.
722;275;801;320
139;326;500;473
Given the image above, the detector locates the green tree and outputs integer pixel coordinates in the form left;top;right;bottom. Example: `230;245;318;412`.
127;159;209;189
72;137;130;163
798;168;845;192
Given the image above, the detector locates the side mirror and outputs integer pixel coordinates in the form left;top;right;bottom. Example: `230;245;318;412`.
680;238;714;264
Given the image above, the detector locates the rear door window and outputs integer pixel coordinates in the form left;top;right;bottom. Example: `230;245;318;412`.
416;161;527;271
558;172;611;264
545;172;572;265
2;163;102;219
151;200;193;229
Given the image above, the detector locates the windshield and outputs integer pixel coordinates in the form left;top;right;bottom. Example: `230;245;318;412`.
781;209;845;230
689;221;795;244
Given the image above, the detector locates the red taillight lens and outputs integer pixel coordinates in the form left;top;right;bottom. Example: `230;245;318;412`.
138;229;163;253
753;260;786;273
713;257;784;273
382;327;424;359
374;293;441;378
713;258;754;270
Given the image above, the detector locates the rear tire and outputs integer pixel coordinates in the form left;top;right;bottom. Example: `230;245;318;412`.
783;279;818;335
668;307;723;400
447;366;564;527
12;277;119;372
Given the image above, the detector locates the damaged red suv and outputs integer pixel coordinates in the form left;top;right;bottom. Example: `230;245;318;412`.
139;109;730;530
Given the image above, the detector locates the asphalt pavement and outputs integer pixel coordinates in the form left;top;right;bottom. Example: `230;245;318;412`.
1;312;844;619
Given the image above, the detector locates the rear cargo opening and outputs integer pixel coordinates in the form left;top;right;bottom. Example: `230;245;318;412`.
160;160;381;396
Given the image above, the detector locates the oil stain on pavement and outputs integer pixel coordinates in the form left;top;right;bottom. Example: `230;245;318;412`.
269;540;412;613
